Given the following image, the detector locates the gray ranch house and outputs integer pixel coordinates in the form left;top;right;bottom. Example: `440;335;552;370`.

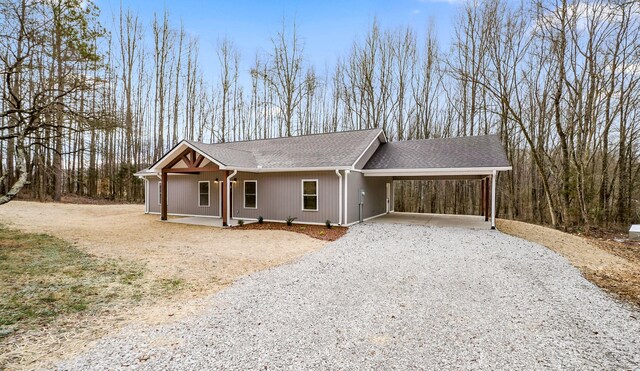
135;129;511;228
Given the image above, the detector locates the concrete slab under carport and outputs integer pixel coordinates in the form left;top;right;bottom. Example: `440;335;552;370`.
368;212;491;230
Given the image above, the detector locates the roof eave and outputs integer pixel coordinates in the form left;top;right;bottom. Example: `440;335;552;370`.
362;166;512;177
228;166;353;173
149;140;228;172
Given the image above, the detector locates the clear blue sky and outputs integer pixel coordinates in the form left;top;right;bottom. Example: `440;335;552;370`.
97;0;462;80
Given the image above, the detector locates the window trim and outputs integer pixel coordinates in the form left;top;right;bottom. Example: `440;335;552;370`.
243;180;258;209
198;181;210;207
158;182;162;205
301;179;319;212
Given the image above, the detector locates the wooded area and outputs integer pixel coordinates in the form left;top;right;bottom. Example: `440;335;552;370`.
1;0;639;230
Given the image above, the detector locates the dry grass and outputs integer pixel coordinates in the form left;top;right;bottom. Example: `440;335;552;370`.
0;226;146;331
0;226;186;368
0;201;327;369
498;219;640;307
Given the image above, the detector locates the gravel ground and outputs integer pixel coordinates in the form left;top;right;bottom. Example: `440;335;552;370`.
58;224;640;370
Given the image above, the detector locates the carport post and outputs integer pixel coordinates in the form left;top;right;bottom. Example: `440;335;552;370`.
491;170;497;230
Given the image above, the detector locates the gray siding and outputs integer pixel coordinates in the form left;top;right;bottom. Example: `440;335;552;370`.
354;138;381;169
232;171;341;224
147;172;224;216
143;169;390;225
346;172;391;224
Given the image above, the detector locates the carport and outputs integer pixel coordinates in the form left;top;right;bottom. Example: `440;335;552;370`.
369;212;490;229
361;135;512;229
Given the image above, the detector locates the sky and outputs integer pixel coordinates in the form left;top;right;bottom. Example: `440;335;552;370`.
96;0;463;81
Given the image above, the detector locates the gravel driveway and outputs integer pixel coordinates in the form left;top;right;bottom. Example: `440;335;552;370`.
59;224;640;370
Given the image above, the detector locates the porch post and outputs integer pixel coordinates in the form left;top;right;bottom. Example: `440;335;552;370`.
161;171;168;221
491;170;497;230
222;170;228;226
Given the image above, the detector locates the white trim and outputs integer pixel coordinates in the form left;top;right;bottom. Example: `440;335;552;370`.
229;166;351;173
148;212;221;218
335;170;342;225
301;179;319;212
351;129;385;169
198;181;210;207
365;212;387;222
342;212;388;226
135;171;156;177
362;167;512;177
243;180;258;209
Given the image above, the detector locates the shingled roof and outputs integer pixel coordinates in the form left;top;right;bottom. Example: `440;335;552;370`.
363;135;510;170
184;128;384;169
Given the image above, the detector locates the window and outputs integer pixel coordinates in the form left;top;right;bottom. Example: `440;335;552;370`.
158;182;162;205
198;181;210;207
302;180;318;211
244;180;257;208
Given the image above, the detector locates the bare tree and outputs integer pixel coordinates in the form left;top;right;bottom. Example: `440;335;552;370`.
266;20;305;137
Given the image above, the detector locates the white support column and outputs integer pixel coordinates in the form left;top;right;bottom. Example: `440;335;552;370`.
491;169;497;230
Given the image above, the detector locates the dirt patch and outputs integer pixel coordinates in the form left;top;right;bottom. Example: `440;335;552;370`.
237;222;348;241
0;201;326;369
497;219;640;307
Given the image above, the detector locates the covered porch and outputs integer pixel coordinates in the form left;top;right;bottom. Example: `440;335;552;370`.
153;142;236;227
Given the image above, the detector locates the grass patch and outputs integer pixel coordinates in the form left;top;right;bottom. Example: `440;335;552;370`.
0;225;148;336
156;278;186;295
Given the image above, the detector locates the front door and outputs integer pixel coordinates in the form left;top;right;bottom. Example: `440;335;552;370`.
386;183;391;213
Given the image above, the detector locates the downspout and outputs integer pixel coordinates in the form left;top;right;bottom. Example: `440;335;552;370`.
344;170;350;225
491;170;497;230
335;169;342;225
226;169;238;223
